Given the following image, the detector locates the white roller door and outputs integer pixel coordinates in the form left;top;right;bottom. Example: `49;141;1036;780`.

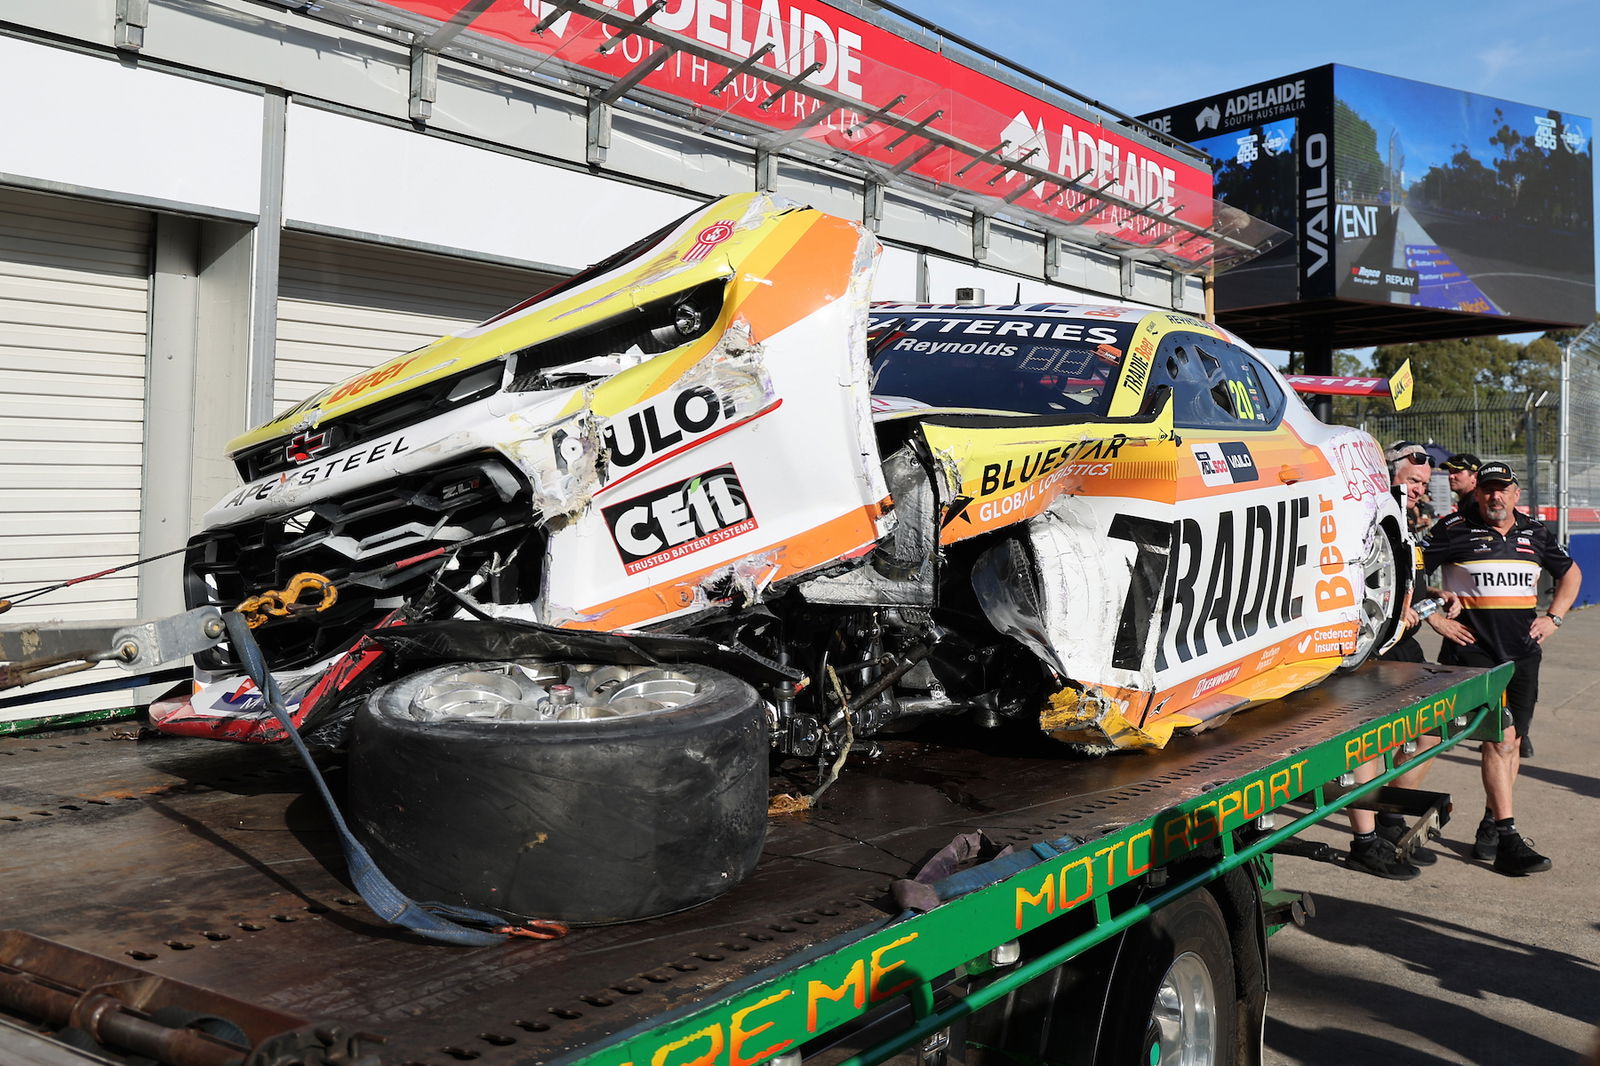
275;232;561;410
0;188;151;722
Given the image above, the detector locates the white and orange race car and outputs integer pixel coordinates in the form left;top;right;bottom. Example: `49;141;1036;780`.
154;191;1412;921
163;191;1409;756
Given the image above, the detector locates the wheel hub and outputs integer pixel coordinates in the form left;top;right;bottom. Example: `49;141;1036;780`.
1149;950;1219;1065
1347;528;1399;666
405;661;701;722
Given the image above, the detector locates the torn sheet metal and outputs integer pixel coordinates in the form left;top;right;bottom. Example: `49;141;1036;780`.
1040;686;1176;750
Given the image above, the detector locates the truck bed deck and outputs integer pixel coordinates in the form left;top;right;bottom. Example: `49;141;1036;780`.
0;660;1480;1064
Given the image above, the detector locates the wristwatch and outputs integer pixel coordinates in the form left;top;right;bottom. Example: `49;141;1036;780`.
1546;612;1564;627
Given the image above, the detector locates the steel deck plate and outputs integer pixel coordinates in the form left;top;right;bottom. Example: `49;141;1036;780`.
0;660;1477;1064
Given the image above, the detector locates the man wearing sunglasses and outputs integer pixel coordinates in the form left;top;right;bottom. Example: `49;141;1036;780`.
1347;443;1459;876
1385;441;1437;534
1422;461;1582;875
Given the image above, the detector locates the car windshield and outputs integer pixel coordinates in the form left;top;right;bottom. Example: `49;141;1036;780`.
867;312;1135;417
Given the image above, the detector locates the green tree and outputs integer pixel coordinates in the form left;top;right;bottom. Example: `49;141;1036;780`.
1371;336;1524;402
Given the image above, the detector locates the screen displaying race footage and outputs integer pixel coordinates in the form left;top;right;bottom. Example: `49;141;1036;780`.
1328;66;1593;323
1189;117;1302;309
1144;65;1594;326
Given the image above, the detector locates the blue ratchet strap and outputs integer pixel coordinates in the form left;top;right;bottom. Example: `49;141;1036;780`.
222;611;517;947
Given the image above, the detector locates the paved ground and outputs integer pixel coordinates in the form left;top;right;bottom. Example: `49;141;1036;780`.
1263;605;1600;1066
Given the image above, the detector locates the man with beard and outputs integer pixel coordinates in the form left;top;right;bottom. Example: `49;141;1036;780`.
1422;462;1582;875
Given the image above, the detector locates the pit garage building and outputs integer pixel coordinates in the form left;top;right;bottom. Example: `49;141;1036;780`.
0;0;1272;718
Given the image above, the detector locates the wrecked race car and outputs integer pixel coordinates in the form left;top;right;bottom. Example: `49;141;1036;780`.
157;191;1409;922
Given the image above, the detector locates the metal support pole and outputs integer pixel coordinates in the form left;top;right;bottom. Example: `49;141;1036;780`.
972;212;990;261
114;0;148;51
1558;341;1572;543
246;91;286;427
1525;403;1539;518
864;181;885;233
409;45;438;123
1303;330;1334;423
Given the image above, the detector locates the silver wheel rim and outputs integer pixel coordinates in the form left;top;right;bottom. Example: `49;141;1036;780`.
405;661;701;723
1149;950;1219;1065
1347;528;1398;665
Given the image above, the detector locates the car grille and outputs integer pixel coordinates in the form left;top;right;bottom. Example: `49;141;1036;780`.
187;456;538;672
232;361;505;481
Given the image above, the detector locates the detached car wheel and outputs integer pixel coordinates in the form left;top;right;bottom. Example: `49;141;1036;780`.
347;660;768;925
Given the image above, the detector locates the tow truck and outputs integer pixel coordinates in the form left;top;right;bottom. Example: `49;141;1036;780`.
0;602;1505;1065
0;190;1491;1066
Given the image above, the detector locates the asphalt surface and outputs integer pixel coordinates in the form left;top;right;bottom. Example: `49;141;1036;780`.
1263;605;1600;1066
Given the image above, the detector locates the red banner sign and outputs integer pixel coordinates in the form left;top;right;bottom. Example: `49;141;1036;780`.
374;0;1216;260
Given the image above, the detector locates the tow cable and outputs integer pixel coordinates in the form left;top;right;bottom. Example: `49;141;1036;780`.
0;529;495;697
0;546;189;617
222;610;569;946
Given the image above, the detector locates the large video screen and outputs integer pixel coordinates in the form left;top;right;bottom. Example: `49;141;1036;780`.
1190;117;1302;308
1331;67;1593;323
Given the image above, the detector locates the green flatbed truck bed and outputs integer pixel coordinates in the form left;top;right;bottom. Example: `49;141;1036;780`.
0;659;1507;1066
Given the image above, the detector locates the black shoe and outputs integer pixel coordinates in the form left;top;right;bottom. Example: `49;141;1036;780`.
1520;735;1534;758
1348;837;1421;880
1377;821;1436;865
1493;832;1551;875
1473;818;1498;861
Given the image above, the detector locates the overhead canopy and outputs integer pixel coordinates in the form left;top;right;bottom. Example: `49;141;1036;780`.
268;0;1286;274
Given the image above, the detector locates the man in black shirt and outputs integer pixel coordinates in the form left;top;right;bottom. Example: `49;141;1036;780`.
1422;462;1582;875
1441;452;1479;520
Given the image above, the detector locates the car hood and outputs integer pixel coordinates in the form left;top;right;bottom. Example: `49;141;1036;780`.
227;192;837;457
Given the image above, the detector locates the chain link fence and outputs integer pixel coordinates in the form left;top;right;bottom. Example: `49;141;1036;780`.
1333;331;1599;537
1350;397;1559;522
1564;324;1600;536
1330;330;1597;608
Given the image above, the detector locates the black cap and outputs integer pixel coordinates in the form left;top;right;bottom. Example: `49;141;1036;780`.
1441;453;1480;472
1476;461;1517;486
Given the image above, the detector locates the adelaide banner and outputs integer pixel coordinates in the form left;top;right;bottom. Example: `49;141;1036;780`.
366;0;1219;263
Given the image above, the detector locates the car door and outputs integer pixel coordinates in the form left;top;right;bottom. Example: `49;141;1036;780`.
1147;329;1326;726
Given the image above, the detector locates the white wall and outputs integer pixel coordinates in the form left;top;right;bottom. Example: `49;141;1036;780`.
925;257;1125;308
283;104;700;271
0;35;262;215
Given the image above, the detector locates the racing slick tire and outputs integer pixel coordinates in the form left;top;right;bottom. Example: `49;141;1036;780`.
1097;889;1236;1066
346;660;768;925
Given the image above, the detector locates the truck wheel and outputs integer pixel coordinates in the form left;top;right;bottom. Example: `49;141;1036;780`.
1341;523;1403;671
1099;890;1235;1066
347;660;768;926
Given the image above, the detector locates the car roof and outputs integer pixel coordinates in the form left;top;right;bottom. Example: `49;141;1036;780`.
870;301;1155;325
869;302;1266;356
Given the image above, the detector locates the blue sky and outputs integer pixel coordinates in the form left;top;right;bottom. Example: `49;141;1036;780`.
907;0;1599;344
908;0;1598;130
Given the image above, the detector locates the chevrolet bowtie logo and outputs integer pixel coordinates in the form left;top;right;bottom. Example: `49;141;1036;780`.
285;430;331;465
